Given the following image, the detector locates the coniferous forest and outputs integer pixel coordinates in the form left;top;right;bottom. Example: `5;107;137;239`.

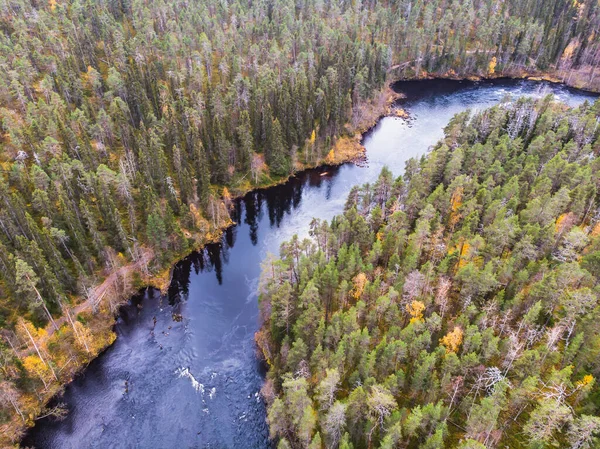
0;0;600;446
258;97;600;449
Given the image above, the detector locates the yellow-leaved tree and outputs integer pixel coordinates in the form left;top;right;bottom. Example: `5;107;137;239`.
406;300;425;323
351;273;368;300
440;326;464;353
23;355;54;389
488;56;497;75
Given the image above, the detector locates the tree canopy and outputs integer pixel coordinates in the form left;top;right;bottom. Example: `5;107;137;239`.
258;96;600;449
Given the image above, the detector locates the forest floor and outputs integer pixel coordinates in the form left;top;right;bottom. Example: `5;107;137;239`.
70;248;154;318
18;248;155;359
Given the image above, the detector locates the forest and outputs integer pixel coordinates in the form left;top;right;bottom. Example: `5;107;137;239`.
258;97;600;448
1;0;600;445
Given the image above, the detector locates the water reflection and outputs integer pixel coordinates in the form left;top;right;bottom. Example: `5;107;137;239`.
170;165;340;291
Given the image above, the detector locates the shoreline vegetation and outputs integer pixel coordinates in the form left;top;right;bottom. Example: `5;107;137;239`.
394;64;600;95
3;0;600;446
398;68;600;94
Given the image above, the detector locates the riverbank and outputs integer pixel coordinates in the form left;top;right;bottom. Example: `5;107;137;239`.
392;65;600;95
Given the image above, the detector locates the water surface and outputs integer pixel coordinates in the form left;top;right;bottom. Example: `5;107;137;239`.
23;79;597;449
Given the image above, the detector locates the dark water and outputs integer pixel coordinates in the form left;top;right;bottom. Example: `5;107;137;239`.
23;79;597;449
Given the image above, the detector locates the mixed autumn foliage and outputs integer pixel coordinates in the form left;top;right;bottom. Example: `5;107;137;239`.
2;0;600;444
258;97;600;449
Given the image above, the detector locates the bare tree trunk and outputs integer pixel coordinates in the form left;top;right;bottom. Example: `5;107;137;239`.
10;396;25;422
20;322;58;381
26;274;59;331
64;306;90;354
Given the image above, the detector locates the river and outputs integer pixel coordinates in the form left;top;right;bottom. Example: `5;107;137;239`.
23;79;598;449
